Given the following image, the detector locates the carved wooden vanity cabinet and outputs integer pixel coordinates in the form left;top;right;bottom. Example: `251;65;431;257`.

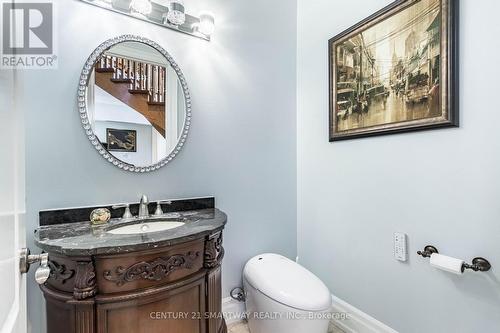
40;231;226;333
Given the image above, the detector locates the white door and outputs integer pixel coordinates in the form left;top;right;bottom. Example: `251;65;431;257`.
0;64;27;332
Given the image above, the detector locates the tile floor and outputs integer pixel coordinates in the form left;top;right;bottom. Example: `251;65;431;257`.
227;321;250;333
227;321;344;333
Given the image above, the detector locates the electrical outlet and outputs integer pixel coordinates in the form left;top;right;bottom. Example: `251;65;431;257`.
394;233;407;262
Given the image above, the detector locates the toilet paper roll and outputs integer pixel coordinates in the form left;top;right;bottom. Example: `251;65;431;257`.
430;253;464;275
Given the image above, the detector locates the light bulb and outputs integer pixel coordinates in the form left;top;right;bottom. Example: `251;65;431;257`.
166;0;186;25
130;0;152;16
198;12;215;36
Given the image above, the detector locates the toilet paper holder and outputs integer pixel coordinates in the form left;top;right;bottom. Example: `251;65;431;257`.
417;245;492;272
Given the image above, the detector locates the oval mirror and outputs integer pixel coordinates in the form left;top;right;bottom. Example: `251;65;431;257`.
78;35;191;172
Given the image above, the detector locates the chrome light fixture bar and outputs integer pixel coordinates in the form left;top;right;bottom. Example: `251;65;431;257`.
79;0;215;41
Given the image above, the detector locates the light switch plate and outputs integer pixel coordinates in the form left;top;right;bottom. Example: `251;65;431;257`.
394;232;407;262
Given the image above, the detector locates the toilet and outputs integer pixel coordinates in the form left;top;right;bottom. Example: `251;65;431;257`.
243;253;331;333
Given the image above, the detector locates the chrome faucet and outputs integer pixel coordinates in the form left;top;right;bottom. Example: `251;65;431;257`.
138;194;149;218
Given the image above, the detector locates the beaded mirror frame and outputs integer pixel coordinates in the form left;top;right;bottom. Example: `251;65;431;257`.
77;35;192;173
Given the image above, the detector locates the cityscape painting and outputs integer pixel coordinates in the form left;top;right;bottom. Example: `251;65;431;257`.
329;0;458;140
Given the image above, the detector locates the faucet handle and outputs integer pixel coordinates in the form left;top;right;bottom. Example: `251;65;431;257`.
154;200;172;216
112;204;133;219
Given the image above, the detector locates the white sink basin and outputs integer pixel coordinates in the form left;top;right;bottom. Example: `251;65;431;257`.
108;221;185;235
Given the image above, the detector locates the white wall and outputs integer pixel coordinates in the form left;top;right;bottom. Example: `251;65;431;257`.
21;0;297;332
297;1;500;332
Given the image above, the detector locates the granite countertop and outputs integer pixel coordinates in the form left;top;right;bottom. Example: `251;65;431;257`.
34;208;227;256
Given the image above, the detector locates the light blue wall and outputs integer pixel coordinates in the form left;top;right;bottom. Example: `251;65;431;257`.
297;0;500;332
22;0;297;332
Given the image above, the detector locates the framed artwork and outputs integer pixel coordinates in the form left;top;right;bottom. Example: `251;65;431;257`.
106;128;137;152
329;0;458;141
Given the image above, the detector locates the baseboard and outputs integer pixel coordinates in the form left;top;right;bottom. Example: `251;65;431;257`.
331;295;398;333
222;297;247;325
221;294;398;332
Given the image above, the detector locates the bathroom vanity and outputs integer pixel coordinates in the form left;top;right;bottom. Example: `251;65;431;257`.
34;198;227;333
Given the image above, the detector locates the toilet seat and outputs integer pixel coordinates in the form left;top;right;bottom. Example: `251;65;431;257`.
243;253;331;312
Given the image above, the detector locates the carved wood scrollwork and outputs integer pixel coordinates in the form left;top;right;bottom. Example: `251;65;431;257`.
103;251;200;287
73;261;97;300
48;261;75;284
204;232;224;268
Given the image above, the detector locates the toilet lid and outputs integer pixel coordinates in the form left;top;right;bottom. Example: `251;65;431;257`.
243;253;331;311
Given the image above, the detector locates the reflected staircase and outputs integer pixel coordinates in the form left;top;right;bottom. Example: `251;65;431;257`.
94;55;166;137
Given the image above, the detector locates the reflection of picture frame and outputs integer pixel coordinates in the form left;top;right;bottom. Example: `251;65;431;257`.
329;0;458;141
106;129;137;152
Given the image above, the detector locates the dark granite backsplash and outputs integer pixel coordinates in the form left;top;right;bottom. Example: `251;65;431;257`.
39;197;215;226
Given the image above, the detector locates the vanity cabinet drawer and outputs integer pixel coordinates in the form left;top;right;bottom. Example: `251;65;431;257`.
96;276;206;333
95;240;205;294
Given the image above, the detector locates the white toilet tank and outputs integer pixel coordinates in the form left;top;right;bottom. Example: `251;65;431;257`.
243;254;331;333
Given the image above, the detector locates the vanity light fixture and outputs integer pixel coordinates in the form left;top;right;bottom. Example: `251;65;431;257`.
166;0;186;25
130;0;152;16
197;11;215;36
80;0;215;41
97;0;113;5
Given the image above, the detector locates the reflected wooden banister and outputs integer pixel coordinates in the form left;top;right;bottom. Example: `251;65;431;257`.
96;55;166;105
